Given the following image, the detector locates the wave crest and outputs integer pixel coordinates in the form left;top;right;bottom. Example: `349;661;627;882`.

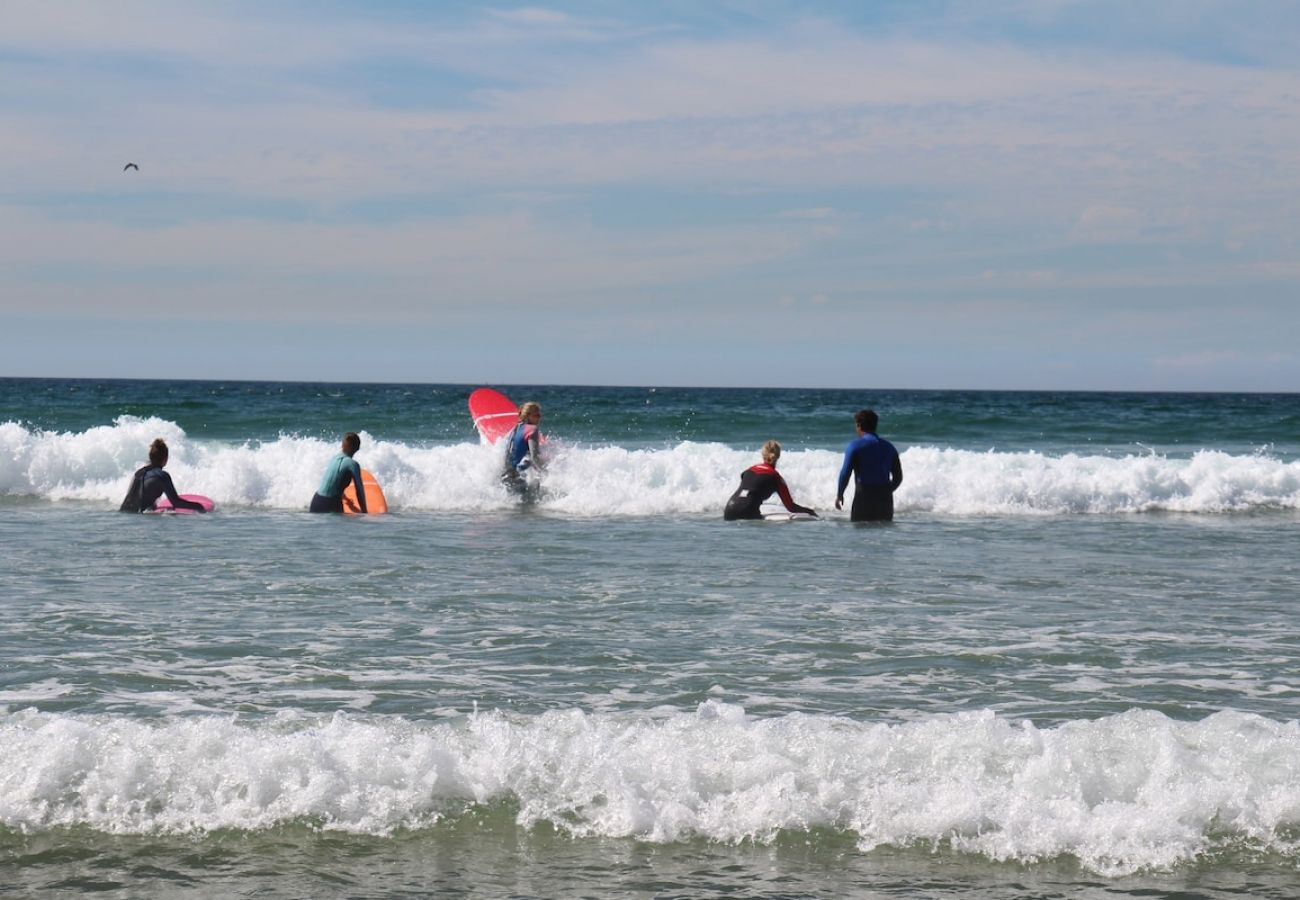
3;705;1298;875
3;419;1298;515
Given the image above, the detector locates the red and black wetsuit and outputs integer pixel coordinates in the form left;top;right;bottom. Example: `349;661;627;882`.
723;463;811;520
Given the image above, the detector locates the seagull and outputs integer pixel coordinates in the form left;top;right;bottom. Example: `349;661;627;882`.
123;163;139;171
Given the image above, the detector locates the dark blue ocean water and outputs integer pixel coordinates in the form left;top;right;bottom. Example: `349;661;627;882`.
4;377;1297;458
2;379;1299;898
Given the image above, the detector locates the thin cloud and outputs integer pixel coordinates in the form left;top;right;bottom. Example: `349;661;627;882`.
4;2;1299;388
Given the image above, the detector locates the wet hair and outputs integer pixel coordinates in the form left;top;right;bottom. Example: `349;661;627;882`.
518;401;541;421
342;432;361;455
761;440;781;465
148;438;169;466
854;409;879;433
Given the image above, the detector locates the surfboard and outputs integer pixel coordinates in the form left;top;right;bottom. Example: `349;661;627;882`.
762;511;818;522
468;387;520;445
150;494;214;514
342;468;388;515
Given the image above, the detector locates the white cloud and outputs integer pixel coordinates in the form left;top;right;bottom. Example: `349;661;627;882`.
0;204;816;322
487;7;577;27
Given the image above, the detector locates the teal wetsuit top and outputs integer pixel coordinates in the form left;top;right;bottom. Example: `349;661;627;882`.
318;452;363;499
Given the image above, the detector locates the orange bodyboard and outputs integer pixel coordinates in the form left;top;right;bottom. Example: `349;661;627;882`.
342;468;388;515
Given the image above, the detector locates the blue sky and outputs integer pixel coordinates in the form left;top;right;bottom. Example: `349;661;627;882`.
2;0;1298;390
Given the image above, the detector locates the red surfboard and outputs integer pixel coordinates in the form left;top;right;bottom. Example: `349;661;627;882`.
468;388;520;445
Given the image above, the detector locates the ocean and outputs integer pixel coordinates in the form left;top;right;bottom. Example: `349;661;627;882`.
2;378;1298;898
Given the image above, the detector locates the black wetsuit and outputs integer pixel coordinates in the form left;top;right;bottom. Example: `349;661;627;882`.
723;463;812;520
119;465;205;513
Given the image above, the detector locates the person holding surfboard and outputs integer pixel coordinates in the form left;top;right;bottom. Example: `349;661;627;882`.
723;440;817;520
836;409;903;522
501;401;544;494
309;432;367;514
119;439;208;513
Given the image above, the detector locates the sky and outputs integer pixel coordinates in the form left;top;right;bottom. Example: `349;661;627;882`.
2;0;1299;391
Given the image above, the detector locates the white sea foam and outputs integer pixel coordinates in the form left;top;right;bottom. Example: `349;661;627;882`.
2;705;1297;875
3;419;1299;515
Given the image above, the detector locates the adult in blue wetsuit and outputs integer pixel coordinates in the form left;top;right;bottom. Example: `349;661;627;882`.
724;440;817;520
119;439;207;512
501;401;544;494
836;409;903;522
310;432;367;513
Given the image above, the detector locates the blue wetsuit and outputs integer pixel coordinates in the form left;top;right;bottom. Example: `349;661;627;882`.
837;433;903;521
501;423;541;492
119;465;205;513
310;452;365;513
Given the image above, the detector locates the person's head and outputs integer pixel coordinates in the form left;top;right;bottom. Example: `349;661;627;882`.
519;401;541;424
854;409;879;434
342;432;361;456
148;438;169;467
761;439;782;465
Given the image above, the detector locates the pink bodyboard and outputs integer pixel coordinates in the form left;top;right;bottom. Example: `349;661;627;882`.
151;494;215;514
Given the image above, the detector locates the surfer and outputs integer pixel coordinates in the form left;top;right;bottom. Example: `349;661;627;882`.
835;409;903;522
501;401;544;494
309;432;367;513
723;440;817;520
119;439;207;513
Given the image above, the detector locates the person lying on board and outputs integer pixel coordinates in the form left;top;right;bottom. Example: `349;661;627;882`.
119;439;207;513
309;431;367;514
501;401;544;493
723;440;817;520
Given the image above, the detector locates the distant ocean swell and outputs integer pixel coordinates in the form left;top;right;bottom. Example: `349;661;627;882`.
2;417;1299;516
2;705;1298;876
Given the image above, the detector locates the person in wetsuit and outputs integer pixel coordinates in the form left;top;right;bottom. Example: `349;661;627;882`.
501;401;544;494
309;432;367;513
119;438;207;513
835;409;903;522
724;440;817;520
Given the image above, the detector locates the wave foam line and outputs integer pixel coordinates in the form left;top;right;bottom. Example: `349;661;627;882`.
2;705;1298;875
3;418;1299;515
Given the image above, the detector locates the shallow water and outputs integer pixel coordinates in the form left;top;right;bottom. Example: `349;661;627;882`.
2;380;1299;896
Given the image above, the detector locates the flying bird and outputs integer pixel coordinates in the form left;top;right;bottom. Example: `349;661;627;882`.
123;163;139;171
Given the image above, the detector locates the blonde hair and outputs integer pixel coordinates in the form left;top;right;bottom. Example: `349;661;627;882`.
761;440;781;465
518;401;541;421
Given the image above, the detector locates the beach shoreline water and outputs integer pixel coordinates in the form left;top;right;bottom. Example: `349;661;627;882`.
2;378;1298;897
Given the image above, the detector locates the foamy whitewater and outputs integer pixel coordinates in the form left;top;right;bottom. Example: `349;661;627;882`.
2;380;1298;898
5;707;1300;877
3;415;1299;516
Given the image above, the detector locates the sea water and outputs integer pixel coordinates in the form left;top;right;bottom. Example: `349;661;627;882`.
1;378;1298;898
